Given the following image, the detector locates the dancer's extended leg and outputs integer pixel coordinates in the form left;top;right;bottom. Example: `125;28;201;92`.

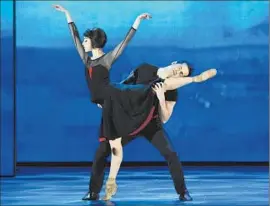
103;138;122;201
163;68;217;91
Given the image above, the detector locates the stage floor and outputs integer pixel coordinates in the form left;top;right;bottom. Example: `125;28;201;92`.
1;166;269;206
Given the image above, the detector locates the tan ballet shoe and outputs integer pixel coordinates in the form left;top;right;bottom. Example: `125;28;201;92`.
193;68;217;83
102;178;118;201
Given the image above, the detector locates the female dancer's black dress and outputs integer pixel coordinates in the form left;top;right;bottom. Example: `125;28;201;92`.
69;22;160;140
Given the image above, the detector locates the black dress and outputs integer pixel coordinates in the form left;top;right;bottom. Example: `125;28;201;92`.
68;22;161;140
125;63;178;102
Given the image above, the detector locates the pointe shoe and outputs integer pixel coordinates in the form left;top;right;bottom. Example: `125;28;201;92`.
193;68;217;83
102;178;118;201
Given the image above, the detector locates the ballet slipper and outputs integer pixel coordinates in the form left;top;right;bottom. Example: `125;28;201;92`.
102;178;118;201
193;69;217;83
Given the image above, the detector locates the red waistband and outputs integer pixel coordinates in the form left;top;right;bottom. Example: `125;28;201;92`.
128;106;155;136
98;113;158;142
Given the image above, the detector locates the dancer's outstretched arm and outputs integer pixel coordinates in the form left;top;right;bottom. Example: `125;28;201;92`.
163;69;217;91
105;13;151;69
53;4;88;65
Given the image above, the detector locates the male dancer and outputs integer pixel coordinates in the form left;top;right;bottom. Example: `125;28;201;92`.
83;62;216;201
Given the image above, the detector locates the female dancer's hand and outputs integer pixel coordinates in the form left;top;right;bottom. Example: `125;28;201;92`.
52;4;68;13
133;13;151;30
137;13;152;20
53;4;73;23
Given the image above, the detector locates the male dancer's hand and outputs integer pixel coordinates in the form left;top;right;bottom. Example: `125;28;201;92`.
152;82;166;102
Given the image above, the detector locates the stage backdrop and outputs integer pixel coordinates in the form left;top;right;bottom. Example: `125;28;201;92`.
14;1;269;162
1;1;15;176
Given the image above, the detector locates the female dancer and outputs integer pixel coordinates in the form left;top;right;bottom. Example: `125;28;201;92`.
53;5;217;200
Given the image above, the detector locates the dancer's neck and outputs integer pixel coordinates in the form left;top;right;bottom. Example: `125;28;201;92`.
91;48;105;60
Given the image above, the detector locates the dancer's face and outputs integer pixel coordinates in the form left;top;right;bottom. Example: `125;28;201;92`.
82;37;92;52
179;63;190;77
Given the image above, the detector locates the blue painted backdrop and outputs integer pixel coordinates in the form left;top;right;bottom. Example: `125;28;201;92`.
9;1;270;162
1;1;15;176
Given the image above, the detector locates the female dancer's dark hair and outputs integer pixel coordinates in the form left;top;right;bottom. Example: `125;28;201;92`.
83;28;107;49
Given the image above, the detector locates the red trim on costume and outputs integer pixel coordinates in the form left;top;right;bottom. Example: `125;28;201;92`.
99;137;106;142
129;106;156;136
153;114;158;119
88;67;93;79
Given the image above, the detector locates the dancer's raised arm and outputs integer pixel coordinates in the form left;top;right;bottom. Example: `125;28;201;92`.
53;5;89;65
105;13;151;69
153;83;177;124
